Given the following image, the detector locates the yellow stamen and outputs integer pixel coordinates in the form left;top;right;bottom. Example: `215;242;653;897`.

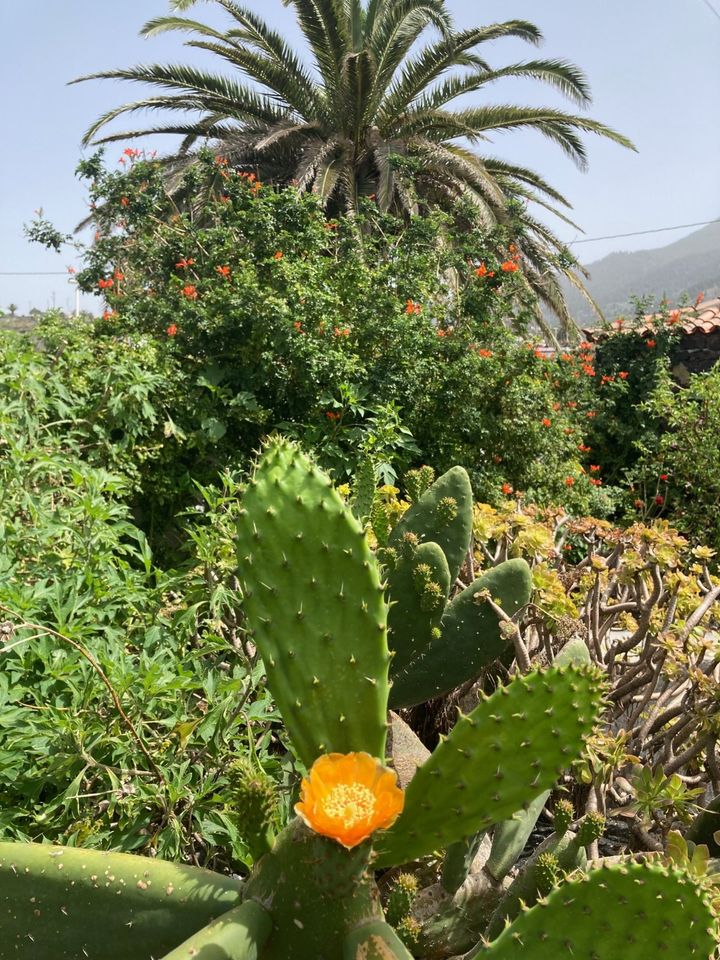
321;783;376;826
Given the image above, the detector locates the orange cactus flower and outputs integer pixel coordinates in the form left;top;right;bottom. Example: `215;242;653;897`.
295;752;404;849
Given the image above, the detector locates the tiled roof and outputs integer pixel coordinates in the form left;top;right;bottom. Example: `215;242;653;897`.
583;298;720;341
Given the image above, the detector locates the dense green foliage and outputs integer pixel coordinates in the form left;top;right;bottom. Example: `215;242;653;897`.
74;0;633;332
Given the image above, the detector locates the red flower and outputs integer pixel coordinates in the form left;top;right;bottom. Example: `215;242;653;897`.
293;321;303;331
477;348;493;358
181;284;198;300
214;155;228;166
67;266;76;274
102;309;117;320
436;328;447;337
541;418;552;427
273;251;283;260
501;483;513;495
500;260;518;273
166;324;178;337
405;299;422;315
582;364;596;377
552;402;561;411
333;326;350;337
590;478;602;487
655;494;665;505
113;270;124;281
564;477;575;487
586;411;597;419
578;443;592;453
600;374;615;385
216;265;231;278
634;498;645;509
668;310;680;325
590;465;600;473
618;370;629;379
645;339;656;349
474;263;495;278
492;454;503;464
696;291;705;306
560;352;572;362
175;258;195;269
97;278;114;290
120;196;129;207
659;473;668;481
567;401;577;409
325;410;341;421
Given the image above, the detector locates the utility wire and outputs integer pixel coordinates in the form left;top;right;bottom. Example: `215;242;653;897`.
0;271;70;276
567;217;720;245
700;0;720;22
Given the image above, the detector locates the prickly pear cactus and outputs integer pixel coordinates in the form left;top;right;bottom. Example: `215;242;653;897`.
0;842;243;960
236;437;390;767
389;466;473;584
389;558;533;709
473;862;716;959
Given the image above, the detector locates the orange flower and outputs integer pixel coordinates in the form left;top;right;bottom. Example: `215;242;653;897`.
114;270;124;281
97;278;114;290
166;324;178;337
295;752;404;849
564;476;575;487
541;418;552;427
578;443;592;453
645;339;656;349
120;196;129;207
273;251;283;260
477;348;493;358
590;478;602;487
293;321;303;331
216;265;231;278
474;263;495;278
560;353;572;362
634;499;645;509
582;364;596;377
696;291;705;306
181;284;198;300
405;299;422;315
586;410;597;418
668;310;680;325
618;370;629;379
333;326;350;337
501;482;513;495
552;402;561;411
590;464;601;473
500;260;518;273
175;258;195;269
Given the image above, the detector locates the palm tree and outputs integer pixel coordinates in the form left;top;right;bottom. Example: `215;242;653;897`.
73;0;634;338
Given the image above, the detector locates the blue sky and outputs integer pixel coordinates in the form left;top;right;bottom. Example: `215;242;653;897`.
1;0;719;314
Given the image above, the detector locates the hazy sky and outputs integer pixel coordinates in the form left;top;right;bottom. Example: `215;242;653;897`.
1;0;719;314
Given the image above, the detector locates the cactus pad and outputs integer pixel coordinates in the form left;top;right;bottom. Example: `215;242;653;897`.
387;540;451;674
343;920;415;959
389;466;473;583
475;862;716;959
159;899;271;959
0;842;243;960
388;559;532;709
237;438;390;767
374;665;605;867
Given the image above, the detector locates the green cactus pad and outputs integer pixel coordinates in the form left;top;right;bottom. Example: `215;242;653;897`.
0;842;243;960
343;920;415;959
243;818;382;960
387;541;451;674
388;559;532;709
159;899;272;960
389;466;473;584
486;830;588;938
474;862;716;959
485;789;551;883
374;665;605;868
237;438;390;767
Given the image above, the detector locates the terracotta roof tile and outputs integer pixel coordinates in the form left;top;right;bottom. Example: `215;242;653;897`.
583;298;720;341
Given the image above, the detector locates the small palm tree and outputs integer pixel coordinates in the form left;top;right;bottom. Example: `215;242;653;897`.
7;303;18;317
73;0;634;337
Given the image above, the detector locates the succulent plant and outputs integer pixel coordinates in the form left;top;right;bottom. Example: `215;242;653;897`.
0;439;714;960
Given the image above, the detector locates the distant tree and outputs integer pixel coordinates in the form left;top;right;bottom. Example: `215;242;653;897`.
7;303;18;317
73;0;634;336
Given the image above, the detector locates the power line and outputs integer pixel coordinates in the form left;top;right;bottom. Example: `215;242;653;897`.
700;0;720;22
0;271;70;276
567;217;720;245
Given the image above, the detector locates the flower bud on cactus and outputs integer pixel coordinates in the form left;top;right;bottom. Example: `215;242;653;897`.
385;873;419;927
553;798;575;837
227;757;279;860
